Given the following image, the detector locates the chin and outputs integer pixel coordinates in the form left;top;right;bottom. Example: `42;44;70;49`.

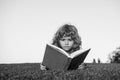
64;48;70;51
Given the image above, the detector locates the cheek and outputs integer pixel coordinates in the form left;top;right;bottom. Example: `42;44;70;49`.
70;41;74;46
59;41;64;46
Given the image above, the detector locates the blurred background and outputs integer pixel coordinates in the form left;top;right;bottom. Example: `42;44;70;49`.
0;0;120;63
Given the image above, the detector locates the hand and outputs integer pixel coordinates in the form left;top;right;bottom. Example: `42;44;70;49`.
78;63;86;69
40;64;47;70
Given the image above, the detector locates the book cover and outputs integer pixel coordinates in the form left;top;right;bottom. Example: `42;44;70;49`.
42;44;91;70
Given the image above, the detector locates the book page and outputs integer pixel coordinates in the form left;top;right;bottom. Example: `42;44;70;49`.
69;48;91;58
47;44;70;57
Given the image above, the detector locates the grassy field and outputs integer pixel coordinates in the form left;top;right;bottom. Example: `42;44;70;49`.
0;63;120;80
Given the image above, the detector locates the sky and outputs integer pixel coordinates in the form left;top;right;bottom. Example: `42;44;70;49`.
0;0;120;63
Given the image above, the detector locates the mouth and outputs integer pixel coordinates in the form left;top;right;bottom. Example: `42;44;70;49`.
64;46;70;48
63;46;71;50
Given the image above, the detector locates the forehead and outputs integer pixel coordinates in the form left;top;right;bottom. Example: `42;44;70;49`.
61;36;72;39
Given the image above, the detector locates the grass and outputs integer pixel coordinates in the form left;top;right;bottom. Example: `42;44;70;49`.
0;63;120;80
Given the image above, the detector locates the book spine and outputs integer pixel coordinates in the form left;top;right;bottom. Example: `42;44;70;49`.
63;58;71;70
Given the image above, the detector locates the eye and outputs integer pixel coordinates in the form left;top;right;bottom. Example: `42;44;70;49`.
68;39;73;41
60;38;65;41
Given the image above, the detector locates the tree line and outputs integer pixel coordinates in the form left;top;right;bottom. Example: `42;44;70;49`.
91;46;120;63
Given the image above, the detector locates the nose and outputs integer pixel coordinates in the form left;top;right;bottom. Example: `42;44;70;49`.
65;40;69;45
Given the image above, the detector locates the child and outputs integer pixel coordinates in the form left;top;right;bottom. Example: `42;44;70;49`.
40;24;84;70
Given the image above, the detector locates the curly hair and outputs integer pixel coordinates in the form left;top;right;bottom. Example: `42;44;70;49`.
52;24;82;53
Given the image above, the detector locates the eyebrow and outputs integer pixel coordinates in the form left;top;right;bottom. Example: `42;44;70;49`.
61;37;72;39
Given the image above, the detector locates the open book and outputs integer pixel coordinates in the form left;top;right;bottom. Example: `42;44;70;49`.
42;44;91;70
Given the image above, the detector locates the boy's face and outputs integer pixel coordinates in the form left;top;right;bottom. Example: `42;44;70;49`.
59;36;74;51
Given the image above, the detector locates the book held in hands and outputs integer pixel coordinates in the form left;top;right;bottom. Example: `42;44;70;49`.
42;44;91;70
